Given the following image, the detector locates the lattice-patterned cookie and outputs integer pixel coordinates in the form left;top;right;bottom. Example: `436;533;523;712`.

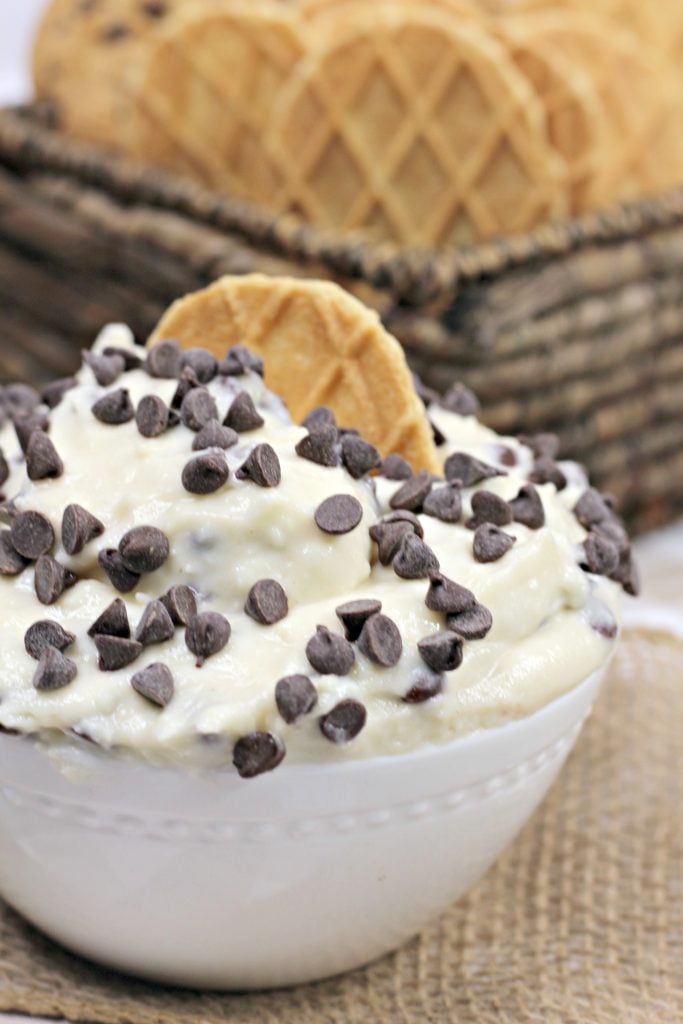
268;5;568;246
500;12;683;204
149;274;441;472
494;19;610;213
129;3;305;203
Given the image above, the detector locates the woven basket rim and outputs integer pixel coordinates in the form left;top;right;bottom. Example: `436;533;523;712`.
2;104;683;306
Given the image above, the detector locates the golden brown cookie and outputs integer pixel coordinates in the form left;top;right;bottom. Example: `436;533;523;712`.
499;12;683;205
129;3;305;203
494;18;610;213
299;0;485;45
268;5;568;246
32;0;208;149
149;274;441;473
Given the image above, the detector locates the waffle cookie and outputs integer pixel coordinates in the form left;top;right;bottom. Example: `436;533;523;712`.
501;12;683;204
493;20;609;213
149;274;441;473
130;3;305;203
269;6;568;246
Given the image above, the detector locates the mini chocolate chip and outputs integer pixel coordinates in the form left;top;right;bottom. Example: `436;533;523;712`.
95;635;143;671
160;585;197;626
275;674;318;724
444;452;503;486
335;598;382;641
592;616;618;640
509;484;545;530
141;0;168;19
92;388;134;425
381;454;412;480
418;632;463;672
529;457;567;491
33;647;77;691
182;452;229;494
306;625;355;675
412;373;440;407
25;621;75;660
0;449;8;488
26;431;64;480
185;611;231;665
34;555;77;605
88;598;130;638
135;600;175;646
371;520;415;565
102;346;145;371
473;524;516;563
147;340;182;378
193;419;238;451
295;426;340;467
574;488;612;529
340;435;381;479
389;470;433;512
180;387;218;432
498;446;518;467
5;383;40;418
358;613;402;667
98;549;140;593
426;571;476;615
380;510;424;536
136;395;169;438
581;533;620;577
244;579;289;625
83;351;125;386
403;668;445;703
611;548;640;596
61;503;104;556
447;602;493;641
320;699;366;744
302;406;336;432
171;367;200;410
10;511;54;560
314;494;363;534
41;376;77;409
0;532;28;576
236;444;282;487
233;732;285;778
14;412;49;454
119;526;170;574
519;433;560;460
224;391;264;432
439;382;480;417
423;483;462;523
466;490;512;530
181;348;218;384
393;533;439;579
131;663;174;707
593;517;630;555
220;345;264;378
102;21;130;41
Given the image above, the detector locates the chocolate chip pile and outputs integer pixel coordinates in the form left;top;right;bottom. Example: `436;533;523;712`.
0;344;637;778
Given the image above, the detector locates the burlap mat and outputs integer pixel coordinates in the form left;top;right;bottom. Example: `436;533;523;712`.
1;629;681;1024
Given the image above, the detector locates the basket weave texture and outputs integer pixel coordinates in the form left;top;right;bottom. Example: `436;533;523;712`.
0;628;681;1023
1;106;682;532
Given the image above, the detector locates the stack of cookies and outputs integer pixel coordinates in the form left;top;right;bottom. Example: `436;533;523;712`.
33;0;683;248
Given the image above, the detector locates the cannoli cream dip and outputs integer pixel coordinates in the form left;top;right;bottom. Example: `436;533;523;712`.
0;326;636;776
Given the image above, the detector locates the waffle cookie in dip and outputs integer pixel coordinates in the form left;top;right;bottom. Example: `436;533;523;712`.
0;283;635;779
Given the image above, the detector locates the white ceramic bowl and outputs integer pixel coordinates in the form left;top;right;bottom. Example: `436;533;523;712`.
0;667;604;990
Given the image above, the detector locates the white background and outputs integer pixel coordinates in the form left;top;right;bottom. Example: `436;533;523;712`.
0;0;47;104
0;3;680;1021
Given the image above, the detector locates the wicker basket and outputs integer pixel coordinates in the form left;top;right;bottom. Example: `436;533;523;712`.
0;105;682;533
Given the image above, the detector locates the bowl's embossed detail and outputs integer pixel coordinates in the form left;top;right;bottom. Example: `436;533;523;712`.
0;718;586;844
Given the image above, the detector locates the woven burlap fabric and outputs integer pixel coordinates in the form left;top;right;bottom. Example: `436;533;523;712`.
0;628;681;1024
